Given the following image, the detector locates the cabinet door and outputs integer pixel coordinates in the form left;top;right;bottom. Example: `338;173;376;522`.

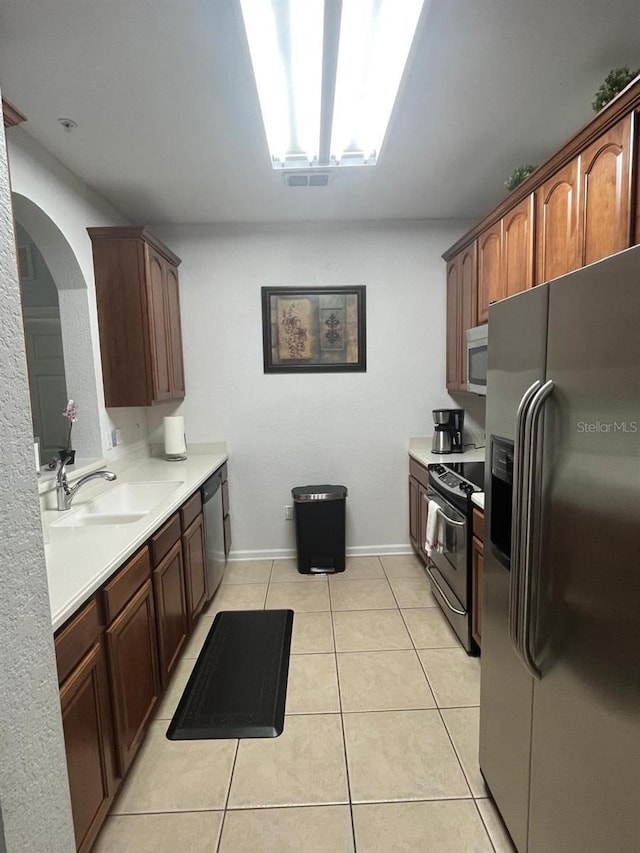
146;247;172;401
445;258;460;391
182;514;207;625
408;476;419;550
503;194;535;297
459;243;478;388
579;114;632;267
165;263;186;398
106;579;161;775
477;223;503;323
536;158;580;284
59;640;117;853
472;536;484;648
153;539;188;687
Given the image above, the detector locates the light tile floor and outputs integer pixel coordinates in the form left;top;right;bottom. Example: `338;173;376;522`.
94;554;517;853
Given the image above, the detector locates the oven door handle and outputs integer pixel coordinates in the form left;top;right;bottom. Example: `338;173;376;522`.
426;565;467;616
424;494;466;528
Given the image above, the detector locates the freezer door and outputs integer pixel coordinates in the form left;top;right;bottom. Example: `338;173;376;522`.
479;283;549;853
527;247;640;853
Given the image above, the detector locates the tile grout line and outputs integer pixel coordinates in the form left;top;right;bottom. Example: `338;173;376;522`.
215;739;241;853
330;584;359;853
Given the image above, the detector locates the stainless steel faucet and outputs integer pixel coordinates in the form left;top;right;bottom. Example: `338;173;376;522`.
56;456;117;511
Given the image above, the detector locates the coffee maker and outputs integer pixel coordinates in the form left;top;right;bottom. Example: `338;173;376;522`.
431;409;464;454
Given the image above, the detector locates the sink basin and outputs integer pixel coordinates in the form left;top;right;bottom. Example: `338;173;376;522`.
52;481;184;527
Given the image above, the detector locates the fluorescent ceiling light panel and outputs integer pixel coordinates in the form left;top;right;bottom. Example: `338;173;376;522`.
240;0;324;164
331;0;425;164
240;0;425;169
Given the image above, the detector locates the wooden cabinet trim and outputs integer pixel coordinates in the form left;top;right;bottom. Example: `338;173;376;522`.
180;490;202;531
102;546;152;624
2;97;27;127
443;76;640;260
150;512;181;566
472;508;484;541
409;457;430;490
55;597;102;686
86;227;181;267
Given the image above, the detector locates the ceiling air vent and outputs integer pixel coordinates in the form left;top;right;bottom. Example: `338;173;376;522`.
284;172;331;188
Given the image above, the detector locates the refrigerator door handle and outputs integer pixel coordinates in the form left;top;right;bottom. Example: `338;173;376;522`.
509;381;541;653
519;379;554;680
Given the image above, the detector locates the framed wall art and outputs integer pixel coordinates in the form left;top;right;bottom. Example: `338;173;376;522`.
261;286;366;373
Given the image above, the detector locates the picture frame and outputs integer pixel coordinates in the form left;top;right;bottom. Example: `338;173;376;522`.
261;286;366;373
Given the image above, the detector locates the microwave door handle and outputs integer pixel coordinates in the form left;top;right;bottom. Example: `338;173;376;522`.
520;380;554;681
510;381;541;652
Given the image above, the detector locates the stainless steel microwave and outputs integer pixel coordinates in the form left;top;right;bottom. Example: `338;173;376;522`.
466;325;488;395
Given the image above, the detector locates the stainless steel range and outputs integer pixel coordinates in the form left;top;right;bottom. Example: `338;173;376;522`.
426;461;484;654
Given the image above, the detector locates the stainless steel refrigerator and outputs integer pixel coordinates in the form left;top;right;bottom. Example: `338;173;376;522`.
479;245;640;853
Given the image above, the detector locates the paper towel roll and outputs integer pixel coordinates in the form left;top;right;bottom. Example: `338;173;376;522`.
164;416;187;458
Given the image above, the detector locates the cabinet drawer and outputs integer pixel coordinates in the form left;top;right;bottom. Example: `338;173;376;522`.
150;513;181;566
180;490;202;532
218;462;228;482
55;597;103;686
102;546;152;624
221;479;230;516
409;457;429;490
472;508;484;541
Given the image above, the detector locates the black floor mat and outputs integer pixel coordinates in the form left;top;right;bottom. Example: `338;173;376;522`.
167;609;294;740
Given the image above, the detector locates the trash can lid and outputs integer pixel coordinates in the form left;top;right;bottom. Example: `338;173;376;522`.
292;484;348;501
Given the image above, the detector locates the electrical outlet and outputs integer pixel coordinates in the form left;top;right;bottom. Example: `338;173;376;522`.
284;505;293;521
105;430;113;449
111;428;117;447
115;428;123;446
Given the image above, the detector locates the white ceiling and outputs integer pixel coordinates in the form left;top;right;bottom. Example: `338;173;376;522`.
1;0;639;226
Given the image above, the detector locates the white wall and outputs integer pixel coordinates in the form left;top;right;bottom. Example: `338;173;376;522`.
7;130;149;456
149;220;475;558
0;114;75;853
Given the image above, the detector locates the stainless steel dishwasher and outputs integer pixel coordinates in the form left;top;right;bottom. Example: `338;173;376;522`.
201;469;226;599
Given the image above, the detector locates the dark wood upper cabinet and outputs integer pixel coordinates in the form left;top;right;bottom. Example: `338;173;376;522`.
477;223;503;323
579;113;633;267
536;158;580;284
445;258;460;390
446;243;477;392
87;226;185;407
503;194;534;297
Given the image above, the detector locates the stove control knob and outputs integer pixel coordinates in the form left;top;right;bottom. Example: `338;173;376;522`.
459;482;473;494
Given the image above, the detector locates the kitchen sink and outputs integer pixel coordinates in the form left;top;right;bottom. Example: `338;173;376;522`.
52;481;184;527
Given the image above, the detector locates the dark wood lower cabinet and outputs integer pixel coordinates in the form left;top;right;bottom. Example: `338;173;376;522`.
55;471;229;850
153;539;189;688
409;458;430;565
182;513;207;626
58;638;117;853
106;579;161;775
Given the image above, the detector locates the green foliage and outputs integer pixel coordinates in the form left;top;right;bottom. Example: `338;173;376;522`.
592;66;639;112
504;164;537;192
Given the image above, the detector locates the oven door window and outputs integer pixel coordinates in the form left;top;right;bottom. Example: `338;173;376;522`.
468;344;487;388
426;490;468;608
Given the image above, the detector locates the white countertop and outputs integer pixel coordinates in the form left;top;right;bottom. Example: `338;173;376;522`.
408;437;486;468
43;451;227;631
471;492;485;510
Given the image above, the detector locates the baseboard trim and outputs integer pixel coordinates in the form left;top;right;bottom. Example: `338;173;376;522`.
228;544;414;562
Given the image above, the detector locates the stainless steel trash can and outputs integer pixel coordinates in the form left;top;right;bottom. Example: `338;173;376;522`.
292;484;348;574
